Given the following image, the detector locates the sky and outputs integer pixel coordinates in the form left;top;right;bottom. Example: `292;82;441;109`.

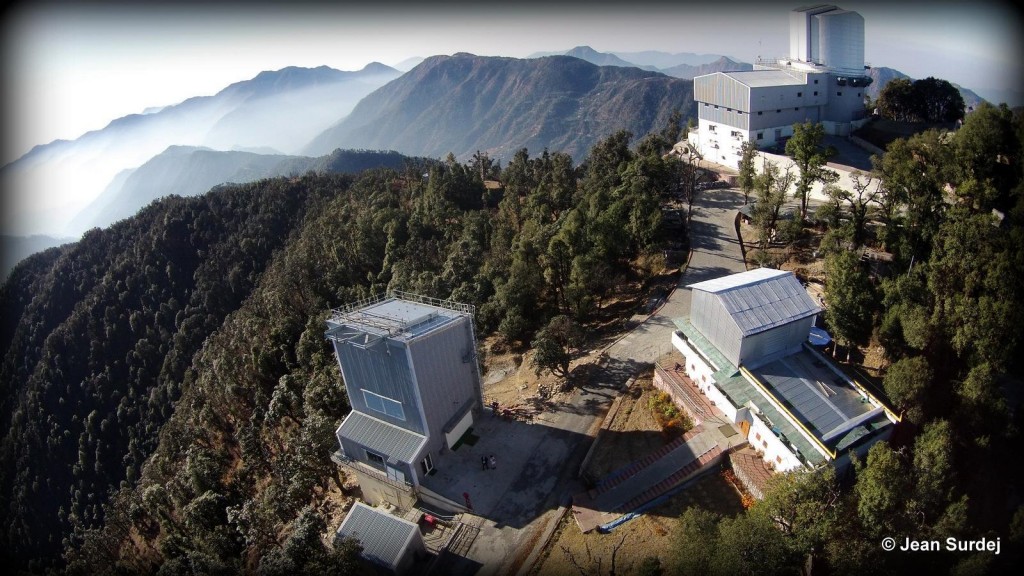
2;0;1022;165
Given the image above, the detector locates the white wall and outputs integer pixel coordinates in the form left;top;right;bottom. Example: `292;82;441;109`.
746;413;804;471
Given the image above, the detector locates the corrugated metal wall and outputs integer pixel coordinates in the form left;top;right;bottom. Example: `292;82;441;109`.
408;316;481;448
691;290;743;366
335;339;425;434
699;103;750;130
695;75;750;111
739;316;813;365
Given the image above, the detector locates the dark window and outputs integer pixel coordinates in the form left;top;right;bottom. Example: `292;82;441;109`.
777;109;781;113
837;91;843;96
814;91;818;96
797;91;802;97
814;79;819;84
757;132;764;140
420;454;434;475
366;450;385;469
795;107;799;111
758;111;763;115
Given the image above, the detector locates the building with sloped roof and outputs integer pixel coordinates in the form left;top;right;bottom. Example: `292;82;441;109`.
326;292;483;509
687;4;872;168
672;268;898;472
336;502;426;575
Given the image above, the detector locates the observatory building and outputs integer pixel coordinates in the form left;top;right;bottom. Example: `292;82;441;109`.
688;4;873;168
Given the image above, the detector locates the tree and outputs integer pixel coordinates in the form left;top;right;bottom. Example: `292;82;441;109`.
531;315;584;384
671;507;720;575
676;143;704;223
824;249;873;360
913;77;965;123
883;356;932;424
751;160;795;250
876;78;917;122
737;140;758;205
754;466;844;558
855;443;910;538
911;419;958;527
713;512;796;576
786;121;837;221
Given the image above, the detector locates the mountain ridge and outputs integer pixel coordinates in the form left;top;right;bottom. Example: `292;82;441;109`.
304;53;695;161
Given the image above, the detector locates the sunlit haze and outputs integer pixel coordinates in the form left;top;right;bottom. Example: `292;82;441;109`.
3;0;1021;165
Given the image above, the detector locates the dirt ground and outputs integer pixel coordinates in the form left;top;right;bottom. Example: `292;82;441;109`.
533;472;745;576
582;374;682;483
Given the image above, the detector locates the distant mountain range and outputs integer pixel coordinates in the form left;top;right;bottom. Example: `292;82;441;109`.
1;64;401;237
2;45;1000;244
68;147;418;233
305;53;695;162
527;47;729;70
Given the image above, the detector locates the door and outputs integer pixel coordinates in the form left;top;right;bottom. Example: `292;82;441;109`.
740;420;751;439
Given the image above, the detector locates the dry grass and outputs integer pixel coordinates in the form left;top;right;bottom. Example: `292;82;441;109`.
535;472;745;576
583;377;685;482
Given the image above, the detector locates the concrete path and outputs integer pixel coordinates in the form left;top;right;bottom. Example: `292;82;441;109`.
605;187;748;365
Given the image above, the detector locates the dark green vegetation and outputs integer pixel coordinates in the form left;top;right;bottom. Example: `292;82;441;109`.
875;77;966;124
305;53;695;162
0;127;683;573
715;102;1024;575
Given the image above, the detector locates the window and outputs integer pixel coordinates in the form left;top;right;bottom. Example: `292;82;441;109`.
757;111;763;116
814;79;819;84
762;440;768;449
366;450;385;469
690;364;695;372
837;91;843;96
797;91;802;97
755;432;761;441
714;105;719;109
420;454;434;475
757;132;764;140
814;91;818;96
708;124;717;132
795;107;800;111
776;109;781;113
363;390;406;420
701;375;706;382
776;455;783;464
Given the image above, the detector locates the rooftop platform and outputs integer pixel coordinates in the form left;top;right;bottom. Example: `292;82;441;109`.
327;291;472;342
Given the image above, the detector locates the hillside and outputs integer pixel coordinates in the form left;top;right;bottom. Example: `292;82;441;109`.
67;147;416;233
304;54;695;161
0;131;683;573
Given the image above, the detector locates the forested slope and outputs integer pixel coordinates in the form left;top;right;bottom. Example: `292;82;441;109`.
1;129;682;574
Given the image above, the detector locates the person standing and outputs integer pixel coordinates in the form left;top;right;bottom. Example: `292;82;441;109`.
481;455;488;470
489;454;497;470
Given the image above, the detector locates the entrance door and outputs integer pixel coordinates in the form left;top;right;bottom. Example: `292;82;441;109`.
420;453;434;476
740;420;751;439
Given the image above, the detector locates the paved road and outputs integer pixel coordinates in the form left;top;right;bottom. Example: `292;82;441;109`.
606;187;748;365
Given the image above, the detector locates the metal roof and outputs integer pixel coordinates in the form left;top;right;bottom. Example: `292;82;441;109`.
688;269;821;336
336;502;419;569
338;411;427;463
719;69;806;87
